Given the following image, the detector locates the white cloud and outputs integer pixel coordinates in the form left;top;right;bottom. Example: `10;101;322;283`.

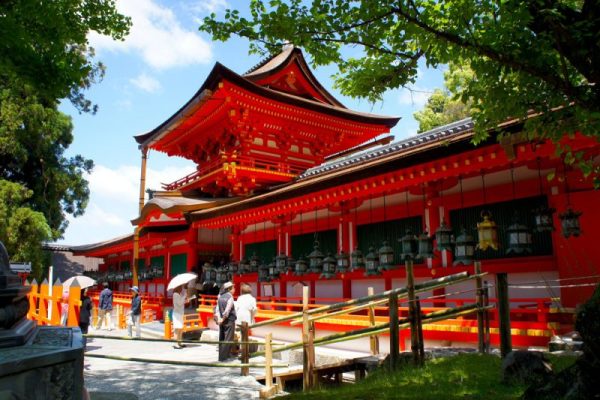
188;0;228;14
398;86;432;108
89;0;212;70
130;72;162;93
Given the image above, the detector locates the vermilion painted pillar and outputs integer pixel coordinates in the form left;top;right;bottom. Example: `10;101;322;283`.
230;226;242;261
187;227;199;270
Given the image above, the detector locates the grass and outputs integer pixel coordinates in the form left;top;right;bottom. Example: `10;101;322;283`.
282;353;577;400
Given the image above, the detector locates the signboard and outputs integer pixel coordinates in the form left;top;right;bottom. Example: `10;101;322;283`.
10;262;31;273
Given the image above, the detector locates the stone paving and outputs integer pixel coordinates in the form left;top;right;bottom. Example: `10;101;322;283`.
84;324;266;400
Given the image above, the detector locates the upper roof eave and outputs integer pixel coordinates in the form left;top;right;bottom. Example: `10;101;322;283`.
135;61;400;150
243;46;346;108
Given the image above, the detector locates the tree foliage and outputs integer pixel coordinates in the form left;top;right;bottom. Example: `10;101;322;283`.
0;180;52;280
414;62;473;132
0;0;130;273
0;0;131;113
201;0;600;184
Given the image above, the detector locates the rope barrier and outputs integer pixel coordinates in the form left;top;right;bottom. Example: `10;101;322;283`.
508;283;599;289
507;275;600;285
84;353;288;368
85;333;282;346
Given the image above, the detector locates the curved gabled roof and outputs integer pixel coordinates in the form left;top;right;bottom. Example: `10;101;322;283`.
243;45;346;108
135;49;399;149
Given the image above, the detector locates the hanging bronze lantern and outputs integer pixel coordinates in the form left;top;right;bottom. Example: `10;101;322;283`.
477;210;499;251
399;229;418;261
249;252;260;272
258;261;270;282
417;231;435;260
202;261;216;285
378;240;395;271
285;256;295;274
559;208;583;238
364;246;380;276
335;250;350;273
533;206;556;232
294;255;308;275
238;257;250;275
320;253;337;279
350;247;365;271
307;240;324;274
435;219;454;251
268;257;279;281
215;264;229;287
453;228;476;266
506;214;533;255
276;253;288;274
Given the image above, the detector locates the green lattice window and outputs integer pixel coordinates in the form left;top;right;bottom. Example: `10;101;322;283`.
291;229;337;260
169;254;186;277
244;240;277;263
357;217;424;265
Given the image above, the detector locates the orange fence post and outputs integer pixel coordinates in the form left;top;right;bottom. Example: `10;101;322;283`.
38;279;49;325
67;284;81;327
92;305;98;328
164;308;172;339
27;279;39;321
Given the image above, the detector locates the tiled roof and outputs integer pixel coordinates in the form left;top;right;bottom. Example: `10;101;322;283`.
299;118;474;179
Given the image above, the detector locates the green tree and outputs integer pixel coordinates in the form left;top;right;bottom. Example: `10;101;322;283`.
0;0;130;275
414;62;473;132
201;0;600;184
0;180;52;280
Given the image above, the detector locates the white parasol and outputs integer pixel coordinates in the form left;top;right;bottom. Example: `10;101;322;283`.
62;275;97;289
167;272;197;291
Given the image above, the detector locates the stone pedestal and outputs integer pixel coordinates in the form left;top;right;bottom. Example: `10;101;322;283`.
0;326;85;400
0;240;85;399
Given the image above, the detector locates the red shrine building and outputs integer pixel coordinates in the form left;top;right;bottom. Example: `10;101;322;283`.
73;46;600;347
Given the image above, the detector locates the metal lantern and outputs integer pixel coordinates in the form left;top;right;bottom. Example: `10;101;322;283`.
238;257;250;275
417;231;435;260
435;219;454;251
399;229;418;261
285;256;295;274
559;208;583;238
268;257;279;281
453;228;476;266
506;215;533;255
307;240;324;274
276;253;288;274
227;261;238;281
335;250;350;274
533;206;556;232
350;248;365;271
477;210;499;251
215;264;229;286
258;261;270;282
203;261;216;285
320;253;337;279
249;252;260;272
378;241;395;271
294;255;308;275
364;246;380;276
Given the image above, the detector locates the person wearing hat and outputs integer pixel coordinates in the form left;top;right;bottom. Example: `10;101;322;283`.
127;286;142;338
216;281;237;361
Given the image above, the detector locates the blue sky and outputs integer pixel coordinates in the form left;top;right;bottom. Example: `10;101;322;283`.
56;0;445;246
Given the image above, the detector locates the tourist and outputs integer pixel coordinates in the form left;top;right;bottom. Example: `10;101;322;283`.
216;281;236;361
95;282;113;330
235;283;257;354
127;286;142;338
60;290;70;326
79;288;92;347
172;284;188;349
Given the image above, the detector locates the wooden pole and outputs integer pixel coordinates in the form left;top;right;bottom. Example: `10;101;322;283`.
241;321;249;376
367;287;379;355
265;332;273;389
483;281;491;353
388;292;399;369
474;261;485;353
415;296;425;366
496;273;512;358
406;258;419;365
302;286;315;391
